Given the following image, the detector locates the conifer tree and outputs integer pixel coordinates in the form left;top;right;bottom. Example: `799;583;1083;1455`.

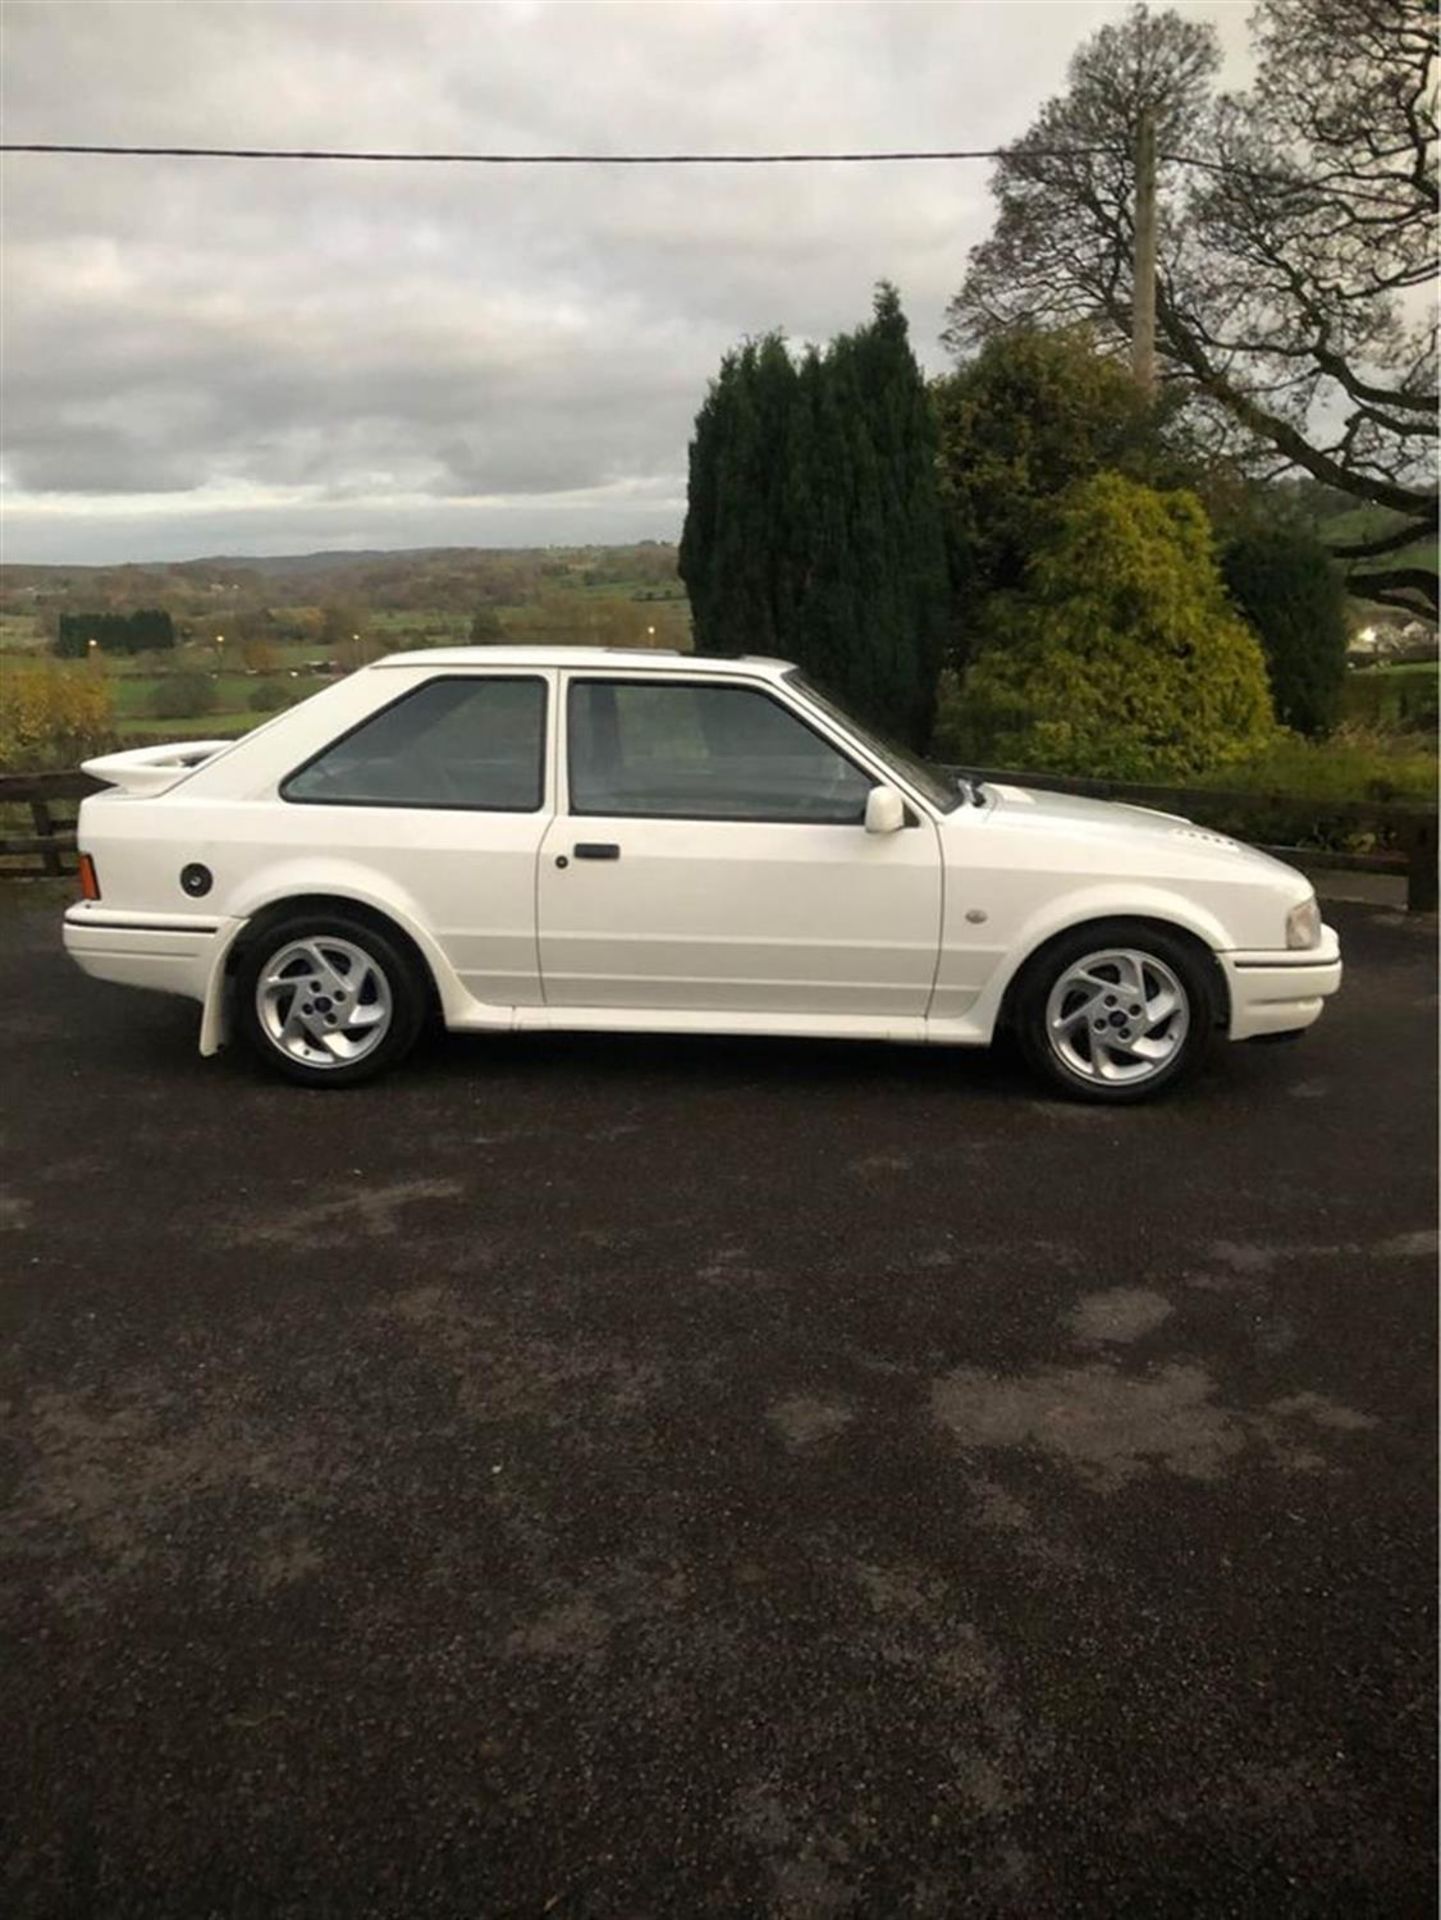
1221;523;1348;738
679;285;950;748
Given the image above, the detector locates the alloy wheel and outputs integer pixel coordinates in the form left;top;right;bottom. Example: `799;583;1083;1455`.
255;935;394;1071
1044;947;1191;1088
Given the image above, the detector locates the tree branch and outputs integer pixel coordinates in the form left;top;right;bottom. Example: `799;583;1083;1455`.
1155;285;1434;516
1347;566;1439;615
1329;515;1438;559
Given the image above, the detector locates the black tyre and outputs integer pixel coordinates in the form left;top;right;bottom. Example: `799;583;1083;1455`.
234;910;428;1088
1012;919;1216;1104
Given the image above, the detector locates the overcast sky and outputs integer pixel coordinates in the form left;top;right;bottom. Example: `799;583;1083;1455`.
1;0;1253;565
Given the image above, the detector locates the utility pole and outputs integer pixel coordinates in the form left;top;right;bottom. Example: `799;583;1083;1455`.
1131;106;1158;393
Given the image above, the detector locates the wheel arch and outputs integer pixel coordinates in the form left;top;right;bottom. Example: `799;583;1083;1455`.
993;910;1232;1038
200;885;466;1057
229;893;438;989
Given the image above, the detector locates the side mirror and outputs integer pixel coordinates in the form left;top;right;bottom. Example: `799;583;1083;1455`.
864;785;906;835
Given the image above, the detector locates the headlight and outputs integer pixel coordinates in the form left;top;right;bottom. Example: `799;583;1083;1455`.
1286;895;1321;949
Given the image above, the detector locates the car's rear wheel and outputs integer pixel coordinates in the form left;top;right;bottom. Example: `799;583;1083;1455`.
234;911;427;1087
1013;921;1215;1104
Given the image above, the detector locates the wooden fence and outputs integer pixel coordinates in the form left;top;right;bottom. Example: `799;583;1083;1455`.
2;764;1436;912
0;770;97;879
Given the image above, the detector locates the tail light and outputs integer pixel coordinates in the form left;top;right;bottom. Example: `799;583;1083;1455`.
77;853;101;901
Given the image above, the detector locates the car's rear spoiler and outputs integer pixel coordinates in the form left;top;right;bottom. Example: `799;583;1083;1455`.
81;740;234;796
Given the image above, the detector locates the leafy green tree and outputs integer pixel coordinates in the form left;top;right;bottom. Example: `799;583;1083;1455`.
948;473;1275;778
944;2;1437;613
240;632;280;673
932;325;1194;657
469;607;506;645
1221;523;1349;737
319;605;372;663
679;285;949;745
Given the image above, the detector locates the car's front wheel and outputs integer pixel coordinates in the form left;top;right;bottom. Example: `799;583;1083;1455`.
1013;920;1216;1103
234;911;428;1087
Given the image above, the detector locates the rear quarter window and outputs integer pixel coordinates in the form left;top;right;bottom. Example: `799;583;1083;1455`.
282;675;547;811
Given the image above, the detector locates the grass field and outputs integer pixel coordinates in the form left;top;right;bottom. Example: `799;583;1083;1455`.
116;711;261;739
1340;660;1438;733
364;610;471;645
109;670;331;717
0;611;47;651
92;593;690;738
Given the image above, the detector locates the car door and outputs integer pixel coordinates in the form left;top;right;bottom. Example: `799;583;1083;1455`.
536;674;942;1018
280;670;554;1006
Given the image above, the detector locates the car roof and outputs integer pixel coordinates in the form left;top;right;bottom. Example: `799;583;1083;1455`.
373;646;796;679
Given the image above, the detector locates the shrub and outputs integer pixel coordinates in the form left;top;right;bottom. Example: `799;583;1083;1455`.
469;608;506;645
1197;725;1437;806
149;671;218;720
0;661;118;769
1188;726;1437;856
247;681;291;713
931;325;1199;663
943;475;1275;780
1221;524;1348;736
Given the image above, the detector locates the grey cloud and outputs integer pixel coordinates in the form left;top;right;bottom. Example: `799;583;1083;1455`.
1;0;1254;561
6;436;199;498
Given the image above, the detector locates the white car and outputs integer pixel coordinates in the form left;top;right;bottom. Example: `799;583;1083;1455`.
64;647;1342;1101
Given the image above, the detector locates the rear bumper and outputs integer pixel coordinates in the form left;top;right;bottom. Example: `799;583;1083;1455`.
63;906;240;1004
1221;925;1343;1041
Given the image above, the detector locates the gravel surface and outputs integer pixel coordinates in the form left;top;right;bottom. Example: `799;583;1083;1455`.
1;893;1435;1917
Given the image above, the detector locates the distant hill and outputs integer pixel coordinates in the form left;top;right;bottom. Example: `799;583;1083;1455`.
0;541;684;617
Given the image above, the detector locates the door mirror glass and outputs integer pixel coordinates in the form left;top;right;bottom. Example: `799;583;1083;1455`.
864;785;905;834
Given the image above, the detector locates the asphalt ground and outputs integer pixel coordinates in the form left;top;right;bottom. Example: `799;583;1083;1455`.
1;890;1436;1918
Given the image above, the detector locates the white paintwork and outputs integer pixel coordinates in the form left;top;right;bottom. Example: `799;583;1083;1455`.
81;740;238;795
63;646;1343;1061
536;811;943;1016
864;786;906;834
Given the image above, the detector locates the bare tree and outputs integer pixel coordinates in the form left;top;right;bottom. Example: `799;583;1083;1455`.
945;1;1438;614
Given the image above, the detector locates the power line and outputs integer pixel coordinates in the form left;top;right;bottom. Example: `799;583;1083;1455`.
1;140;1419;208
0;142;1096;164
1163;148;1419;209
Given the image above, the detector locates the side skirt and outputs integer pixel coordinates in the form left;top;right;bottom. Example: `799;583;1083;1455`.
449;1003;992;1047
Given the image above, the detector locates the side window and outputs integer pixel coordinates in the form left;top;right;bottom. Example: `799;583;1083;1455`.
284;676;546;810
568;680;873;823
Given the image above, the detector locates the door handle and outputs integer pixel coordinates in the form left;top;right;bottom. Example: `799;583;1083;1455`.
573;842;621;861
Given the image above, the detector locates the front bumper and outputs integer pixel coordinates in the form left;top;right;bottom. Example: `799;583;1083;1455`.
63;905;238;1004
1220;924;1343;1041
